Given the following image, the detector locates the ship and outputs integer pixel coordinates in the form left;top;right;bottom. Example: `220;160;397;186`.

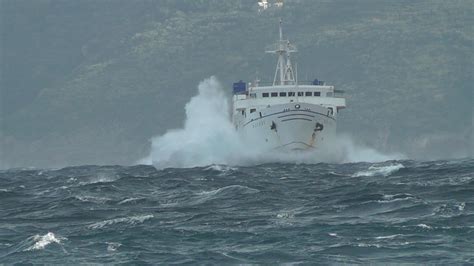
232;21;346;151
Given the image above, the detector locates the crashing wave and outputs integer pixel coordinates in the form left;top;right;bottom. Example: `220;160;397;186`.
140;77;404;169
352;163;404;177
88;214;154;229
25;232;66;251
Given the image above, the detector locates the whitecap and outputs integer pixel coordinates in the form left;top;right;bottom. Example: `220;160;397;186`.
382;193;413;200
204;164;237;172
416;223;432;229
79;172;120;185
192;185;259;204
352;163;404;177
74;195;110;204
274;211;298;227
25;232;66;251
106;242;122;252
88;214;154;229
118;197;143;205
356;243;381;248
375;234;403;240
196;185;259;197
276;212;295;219
329;171;346;177
375;193;415;203
432;202;466;217
376;198;407;204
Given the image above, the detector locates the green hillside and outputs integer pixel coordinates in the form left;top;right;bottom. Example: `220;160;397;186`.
1;0;472;167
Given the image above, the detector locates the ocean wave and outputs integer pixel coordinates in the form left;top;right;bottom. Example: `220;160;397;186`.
432;202;466;217
1;159;473;264
196;185;259;198
382;193;414;200
356;243;382;248
204;164;237;174
25;232;66;251
106;242;122;252
117;197;145;205
87;214;154;230
352;163;404;177
328;171;347;177
276;212;295;219
274;211;297;226
376;193;416;203
185;185;260;206
78;172;120;186
74;195;111;204
375;234;404;240
416;223;433;229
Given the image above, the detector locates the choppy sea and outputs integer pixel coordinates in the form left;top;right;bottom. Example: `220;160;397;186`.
0;159;473;264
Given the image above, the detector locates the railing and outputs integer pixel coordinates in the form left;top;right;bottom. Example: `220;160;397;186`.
248;80;330;87
234;81;346;97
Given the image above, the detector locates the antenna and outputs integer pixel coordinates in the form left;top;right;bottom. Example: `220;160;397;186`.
266;19;297;86
279;18;283;42
255;69;260;87
295;62;298;85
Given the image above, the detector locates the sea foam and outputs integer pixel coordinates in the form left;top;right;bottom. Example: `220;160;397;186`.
25;232;66;251
88;214;154;229
352;163;405;177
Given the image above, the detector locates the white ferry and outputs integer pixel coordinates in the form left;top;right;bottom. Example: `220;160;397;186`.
232;21;346;151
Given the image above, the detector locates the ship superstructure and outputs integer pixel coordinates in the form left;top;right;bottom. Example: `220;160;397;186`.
232;21;346;150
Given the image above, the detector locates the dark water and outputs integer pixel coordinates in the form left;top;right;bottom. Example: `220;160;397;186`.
0;159;473;264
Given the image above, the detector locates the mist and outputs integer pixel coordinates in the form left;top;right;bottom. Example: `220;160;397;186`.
1;0;472;168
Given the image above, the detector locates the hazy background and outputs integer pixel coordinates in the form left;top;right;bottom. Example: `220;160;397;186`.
0;0;472;168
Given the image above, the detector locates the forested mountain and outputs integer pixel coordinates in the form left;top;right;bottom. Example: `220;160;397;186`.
1;0;472;168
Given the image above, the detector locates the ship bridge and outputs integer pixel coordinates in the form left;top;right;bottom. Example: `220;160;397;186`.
232;20;346;111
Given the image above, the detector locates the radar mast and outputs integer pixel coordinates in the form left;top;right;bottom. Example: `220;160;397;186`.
265;19;297;86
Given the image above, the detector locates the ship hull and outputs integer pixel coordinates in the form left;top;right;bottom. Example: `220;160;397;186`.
235;102;337;151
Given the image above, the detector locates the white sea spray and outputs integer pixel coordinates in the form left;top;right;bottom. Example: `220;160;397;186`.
352;163;405;177
88;214;154;229
141;77;404;169
25;232;66;251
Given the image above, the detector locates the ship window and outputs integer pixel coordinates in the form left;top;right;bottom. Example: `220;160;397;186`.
250;108;256;113
314;91;321;96
279;92;287;97
288;92;295;96
271;92;278;97
305;91;312;96
262;93;269;97
326;92;333;97
250;93;256;98
298;92;304;96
